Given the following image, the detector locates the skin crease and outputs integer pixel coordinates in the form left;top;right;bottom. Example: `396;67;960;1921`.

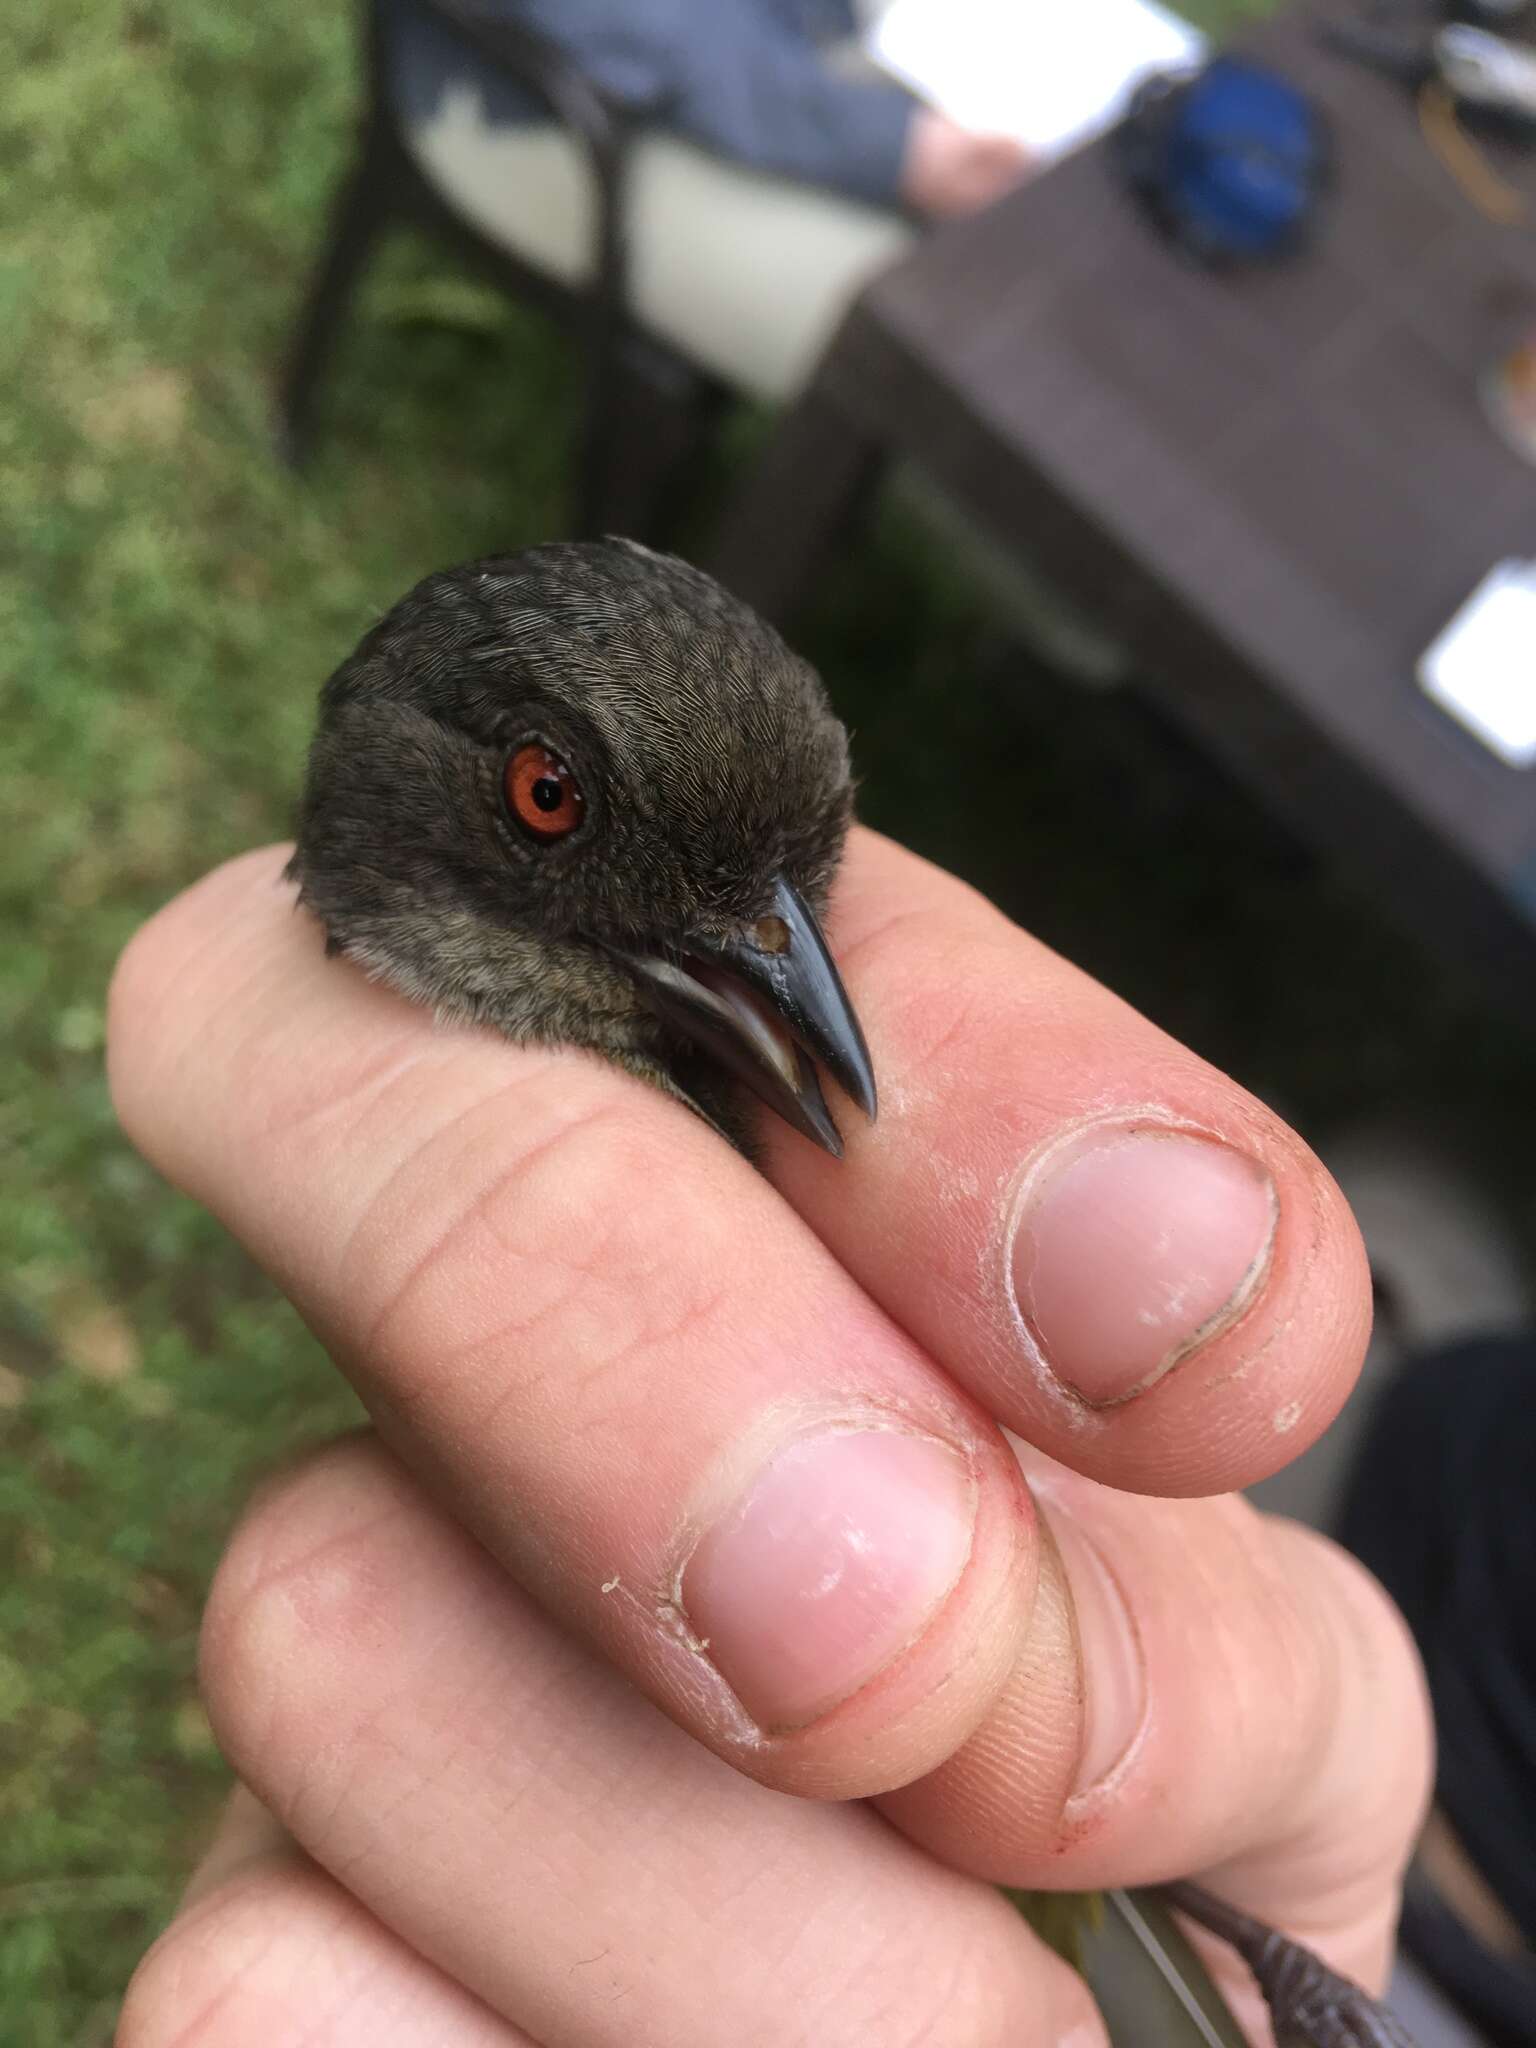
109;549;1431;2046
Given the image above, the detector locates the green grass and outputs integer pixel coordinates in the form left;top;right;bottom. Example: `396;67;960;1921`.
2;2;1531;2040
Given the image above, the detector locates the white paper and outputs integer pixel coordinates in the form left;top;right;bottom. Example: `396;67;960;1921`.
869;0;1207;160
1418;559;1536;769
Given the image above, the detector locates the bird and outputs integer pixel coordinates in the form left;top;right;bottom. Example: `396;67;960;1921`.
288;536;874;1161
288;537;1416;2048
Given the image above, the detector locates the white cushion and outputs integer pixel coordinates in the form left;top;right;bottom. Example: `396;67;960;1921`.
406;84;914;402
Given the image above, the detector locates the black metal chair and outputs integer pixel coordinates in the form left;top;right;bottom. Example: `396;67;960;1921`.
277;0;730;537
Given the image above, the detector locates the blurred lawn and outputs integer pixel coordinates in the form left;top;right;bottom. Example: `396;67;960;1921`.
3;1;1531;2041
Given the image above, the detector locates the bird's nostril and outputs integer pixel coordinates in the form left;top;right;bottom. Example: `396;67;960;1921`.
750;914;791;955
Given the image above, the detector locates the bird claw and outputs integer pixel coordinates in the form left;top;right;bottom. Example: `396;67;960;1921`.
1159;1882;1420;2048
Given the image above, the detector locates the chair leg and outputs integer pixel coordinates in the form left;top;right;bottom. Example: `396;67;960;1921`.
275;141;392;470
576;336;726;543
707;382;882;625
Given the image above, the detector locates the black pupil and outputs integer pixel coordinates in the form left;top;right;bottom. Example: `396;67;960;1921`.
531;775;563;813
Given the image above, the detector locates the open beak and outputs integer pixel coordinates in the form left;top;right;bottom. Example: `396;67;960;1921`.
616;876;877;1156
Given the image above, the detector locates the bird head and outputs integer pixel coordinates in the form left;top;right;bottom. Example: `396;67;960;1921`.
289;539;876;1154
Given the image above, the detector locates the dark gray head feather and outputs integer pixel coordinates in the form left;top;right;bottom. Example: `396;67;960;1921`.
288;539;864;1149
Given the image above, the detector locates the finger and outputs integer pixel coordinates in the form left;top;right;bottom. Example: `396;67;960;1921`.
197;1435;1110;2048
766;831;1373;1497
877;1445;1432;2014
122;1788;534;2048
108;849;1034;1798
179;1781;289;1907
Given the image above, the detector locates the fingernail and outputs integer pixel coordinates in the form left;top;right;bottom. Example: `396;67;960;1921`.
1009;1125;1277;1406
1039;1493;1146;1796
681;1428;976;1732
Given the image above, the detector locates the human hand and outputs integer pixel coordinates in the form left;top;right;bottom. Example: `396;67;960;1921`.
111;833;1430;2045
901;108;1033;218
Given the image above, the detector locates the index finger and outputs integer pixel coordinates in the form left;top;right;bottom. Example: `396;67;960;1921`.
108;847;1035;1801
767;831;1371;1498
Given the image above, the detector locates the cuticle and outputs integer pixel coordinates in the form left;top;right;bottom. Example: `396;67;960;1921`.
665;1412;981;1738
1001;1111;1279;1409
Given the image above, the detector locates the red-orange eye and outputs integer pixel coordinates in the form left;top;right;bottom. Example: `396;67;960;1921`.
504;742;585;842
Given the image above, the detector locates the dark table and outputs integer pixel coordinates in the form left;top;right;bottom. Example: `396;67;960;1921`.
710;2;1536;1002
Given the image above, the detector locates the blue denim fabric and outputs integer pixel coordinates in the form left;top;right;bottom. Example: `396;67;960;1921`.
383;0;915;207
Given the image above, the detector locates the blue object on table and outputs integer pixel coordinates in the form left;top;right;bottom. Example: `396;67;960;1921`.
1116;56;1331;263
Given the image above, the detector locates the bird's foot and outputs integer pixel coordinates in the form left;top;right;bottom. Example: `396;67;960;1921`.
1160;1882;1419;2048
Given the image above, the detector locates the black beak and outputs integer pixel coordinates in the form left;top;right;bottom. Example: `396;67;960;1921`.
616;876;876;1156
